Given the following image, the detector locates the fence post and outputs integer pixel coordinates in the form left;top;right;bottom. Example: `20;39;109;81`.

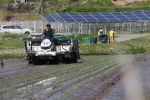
34;21;36;33
57;22;59;33
42;20;44;32
88;23;90;34
21;21;23;28
105;27;106;34
130;22;131;33
145;21;146;31
81;22;83;34
27;20;28;28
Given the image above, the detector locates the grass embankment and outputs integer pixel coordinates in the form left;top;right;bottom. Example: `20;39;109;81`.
0;0;14;3
0;33;27;48
0;33;27;59
66;33;149;55
66;34;118;44
79;36;149;55
0;54;25;59
0;33;149;59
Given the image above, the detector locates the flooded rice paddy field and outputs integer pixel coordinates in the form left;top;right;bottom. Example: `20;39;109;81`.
0;54;150;100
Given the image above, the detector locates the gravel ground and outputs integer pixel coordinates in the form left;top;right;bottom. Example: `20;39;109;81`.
115;34;149;42
0;48;25;54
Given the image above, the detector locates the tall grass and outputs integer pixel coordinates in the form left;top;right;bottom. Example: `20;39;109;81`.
79;35;149;55
0;0;14;3
0;33;27;48
0;54;25;59
66;33;148;55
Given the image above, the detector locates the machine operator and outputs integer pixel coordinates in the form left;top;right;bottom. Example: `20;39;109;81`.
42;24;55;42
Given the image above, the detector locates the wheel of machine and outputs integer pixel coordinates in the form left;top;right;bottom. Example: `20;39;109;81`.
54;59;60;64
26;54;32;64
32;54;38;65
60;54;76;64
28;60;32;64
72;53;77;63
66;58;73;64
49;59;60;64
55;55;60;64
60;55;63;63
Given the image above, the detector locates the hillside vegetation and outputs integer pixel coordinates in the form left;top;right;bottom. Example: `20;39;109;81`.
63;0;150;12
0;0;14;3
0;0;150;21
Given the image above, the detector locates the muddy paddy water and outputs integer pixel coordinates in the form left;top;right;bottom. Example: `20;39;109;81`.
102;54;150;100
0;54;149;100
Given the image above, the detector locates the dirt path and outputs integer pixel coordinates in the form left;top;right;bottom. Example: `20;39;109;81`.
0;48;25;54
115;34;149;42
111;1;126;5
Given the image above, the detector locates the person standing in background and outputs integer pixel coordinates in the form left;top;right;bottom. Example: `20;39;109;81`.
98;29;104;41
109;29;115;43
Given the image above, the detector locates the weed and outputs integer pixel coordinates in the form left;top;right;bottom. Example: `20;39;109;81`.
0;54;25;59
53;86;60;89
